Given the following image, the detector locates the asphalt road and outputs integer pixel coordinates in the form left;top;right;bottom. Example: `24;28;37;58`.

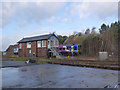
2;64;118;88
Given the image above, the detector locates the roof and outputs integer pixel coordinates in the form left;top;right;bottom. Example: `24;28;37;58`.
6;44;18;51
59;44;79;46
18;33;59;43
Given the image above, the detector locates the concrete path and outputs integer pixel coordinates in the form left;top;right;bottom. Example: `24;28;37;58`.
2;64;118;88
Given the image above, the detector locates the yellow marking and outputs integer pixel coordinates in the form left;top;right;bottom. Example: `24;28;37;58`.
68;56;70;59
77;45;79;53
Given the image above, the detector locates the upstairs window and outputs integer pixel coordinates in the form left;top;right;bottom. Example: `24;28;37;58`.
42;40;46;47
27;42;31;48
37;41;41;48
55;40;58;46
19;43;22;49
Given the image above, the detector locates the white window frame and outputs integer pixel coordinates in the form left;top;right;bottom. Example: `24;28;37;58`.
37;41;41;48
27;42;31;48
53;40;55;47
29;50;31;54
42;40;46;47
55;40;58;46
19;43;22;49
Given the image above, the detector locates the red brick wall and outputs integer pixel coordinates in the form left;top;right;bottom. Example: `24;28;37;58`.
18;40;48;57
26;48;31;57
46;40;48;48
37;40;48;57
25;41;37;57
23;43;27;57
37;48;48;57
18;43;27;57
18;43;23;57
6;44;18;57
31;41;37;57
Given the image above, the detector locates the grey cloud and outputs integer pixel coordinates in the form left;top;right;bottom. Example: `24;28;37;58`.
1;2;65;27
70;2;118;19
89;2;118;19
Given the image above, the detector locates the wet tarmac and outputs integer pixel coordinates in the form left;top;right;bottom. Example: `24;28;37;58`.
2;64;118;88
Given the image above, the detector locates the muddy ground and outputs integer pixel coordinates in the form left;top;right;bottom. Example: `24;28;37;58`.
2;64;118;88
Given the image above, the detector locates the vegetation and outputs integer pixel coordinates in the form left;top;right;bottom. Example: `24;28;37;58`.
2;21;119;61
63;21;119;57
82;33;101;56
2;56;58;64
99;21;119;56
57;35;68;45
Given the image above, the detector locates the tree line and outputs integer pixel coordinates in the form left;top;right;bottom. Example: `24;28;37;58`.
57;21;119;57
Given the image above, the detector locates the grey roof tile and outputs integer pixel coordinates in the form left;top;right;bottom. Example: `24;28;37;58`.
18;34;54;43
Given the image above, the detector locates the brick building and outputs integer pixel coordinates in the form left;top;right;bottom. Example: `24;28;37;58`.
5;44;18;57
18;33;59;57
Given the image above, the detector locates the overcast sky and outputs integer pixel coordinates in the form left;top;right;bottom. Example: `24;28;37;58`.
0;0;118;51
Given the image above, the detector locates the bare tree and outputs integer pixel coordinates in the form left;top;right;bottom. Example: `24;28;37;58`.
85;28;90;34
91;27;96;34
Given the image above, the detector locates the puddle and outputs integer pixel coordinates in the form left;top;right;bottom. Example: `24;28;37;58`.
21;68;28;72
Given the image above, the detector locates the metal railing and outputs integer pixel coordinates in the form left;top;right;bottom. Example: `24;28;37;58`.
50;47;63;59
104;82;120;89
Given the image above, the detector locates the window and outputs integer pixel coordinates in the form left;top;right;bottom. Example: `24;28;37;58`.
74;46;77;50
19;43;22;49
52;40;58;47
67;46;71;50
37;41;41;48
33;52;35;56
42;40;46;47
71;46;73;51
13;48;18;53
54;40;55;46
29;50;31;54
67;47;69;50
55;41;58;46
59;48;62;50
27;42;31;48
48;41;49;45
53;40;57;46
63;48;65;50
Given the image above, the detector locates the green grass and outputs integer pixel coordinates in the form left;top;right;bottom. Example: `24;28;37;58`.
2;56;118;66
2;56;60;64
